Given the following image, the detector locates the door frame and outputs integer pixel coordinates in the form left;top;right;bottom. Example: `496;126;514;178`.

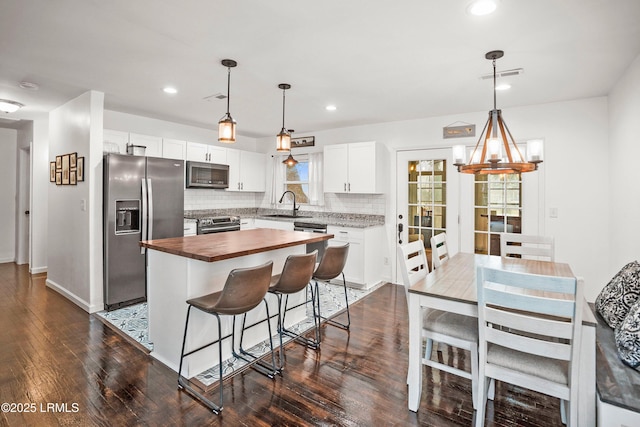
394;148;460;283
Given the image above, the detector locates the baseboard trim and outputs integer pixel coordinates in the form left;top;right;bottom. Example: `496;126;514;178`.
46;278;91;313
30;266;47;275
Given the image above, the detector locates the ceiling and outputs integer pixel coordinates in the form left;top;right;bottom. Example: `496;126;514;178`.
1;0;639;138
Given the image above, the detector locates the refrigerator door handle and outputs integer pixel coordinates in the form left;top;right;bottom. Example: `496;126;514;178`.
141;178;148;254
147;178;154;242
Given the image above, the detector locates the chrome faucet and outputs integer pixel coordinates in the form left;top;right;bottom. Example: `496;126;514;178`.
278;190;299;216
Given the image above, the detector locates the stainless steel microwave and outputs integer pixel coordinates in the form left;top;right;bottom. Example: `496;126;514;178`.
185;161;229;189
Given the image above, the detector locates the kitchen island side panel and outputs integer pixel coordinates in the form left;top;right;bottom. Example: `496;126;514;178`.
147;245;305;377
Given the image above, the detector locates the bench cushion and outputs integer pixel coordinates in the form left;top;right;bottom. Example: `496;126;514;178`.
615;299;640;370
595;261;640;329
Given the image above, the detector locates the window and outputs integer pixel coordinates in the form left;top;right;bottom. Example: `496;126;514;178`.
285;155;310;203
474;173;522;255
407;159;447;251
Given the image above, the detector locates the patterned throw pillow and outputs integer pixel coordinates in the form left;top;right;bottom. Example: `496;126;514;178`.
595;261;640;329
615;300;640;370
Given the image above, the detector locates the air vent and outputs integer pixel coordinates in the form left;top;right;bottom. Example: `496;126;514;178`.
203;92;227;102
480;68;524;80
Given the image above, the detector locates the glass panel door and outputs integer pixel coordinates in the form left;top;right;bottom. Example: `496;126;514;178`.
396;149;458;276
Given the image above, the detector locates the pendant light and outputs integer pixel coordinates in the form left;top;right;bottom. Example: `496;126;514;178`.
282;152;298;166
453;51;542;174
218;59;237;143
276;83;292;152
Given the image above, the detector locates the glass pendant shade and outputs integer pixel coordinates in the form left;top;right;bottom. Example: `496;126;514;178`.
218;113;236;143
276;128;291;152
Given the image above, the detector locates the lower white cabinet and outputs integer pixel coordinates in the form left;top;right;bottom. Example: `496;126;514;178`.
240;218;256;230
327;225;384;289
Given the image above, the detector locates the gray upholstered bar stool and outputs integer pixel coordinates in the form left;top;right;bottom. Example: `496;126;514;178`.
268;250;319;369
177;261;275;414
313;243;350;330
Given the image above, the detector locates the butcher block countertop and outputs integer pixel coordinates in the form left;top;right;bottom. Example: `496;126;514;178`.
140;228;334;263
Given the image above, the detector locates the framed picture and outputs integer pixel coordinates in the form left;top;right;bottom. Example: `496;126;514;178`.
50;162;56;182
56;171;62;185
70;169;77;185
77;157;84;182
56;155;62;170
291;136;315;148
70;152;77;168
62;154;70;185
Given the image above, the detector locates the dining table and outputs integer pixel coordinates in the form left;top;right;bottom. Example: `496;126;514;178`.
407;252;596;426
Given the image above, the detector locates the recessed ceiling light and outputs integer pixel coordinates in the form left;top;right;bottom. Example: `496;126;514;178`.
495;83;511;91
325;105;337;111
163;87;178;94
467;0;497;16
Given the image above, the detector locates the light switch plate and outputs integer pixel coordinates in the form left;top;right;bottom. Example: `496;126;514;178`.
549;207;558;218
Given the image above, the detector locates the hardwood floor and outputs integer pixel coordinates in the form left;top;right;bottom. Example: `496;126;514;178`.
0;263;563;426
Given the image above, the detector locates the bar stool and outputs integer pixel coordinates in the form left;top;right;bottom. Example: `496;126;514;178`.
268;250;319;368
177;261;275;414
313;243;350;330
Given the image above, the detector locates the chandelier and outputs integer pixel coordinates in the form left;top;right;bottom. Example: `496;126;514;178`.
453;50;543;174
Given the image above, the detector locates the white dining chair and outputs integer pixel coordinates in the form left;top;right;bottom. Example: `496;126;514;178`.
430;232;450;269
500;232;555;261
397;240;479;409
475;266;584;427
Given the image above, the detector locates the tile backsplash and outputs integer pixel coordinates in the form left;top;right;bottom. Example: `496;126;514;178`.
184;189;259;211
185;189;386;216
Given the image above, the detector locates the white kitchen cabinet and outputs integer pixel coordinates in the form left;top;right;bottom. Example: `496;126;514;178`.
239;218;256;230
103;129;129;154
254;219;294;231
129;133;163;158
186;141;227;164
323;141;387;194
227;149;266;192
327;225;385;289
162;138;187;160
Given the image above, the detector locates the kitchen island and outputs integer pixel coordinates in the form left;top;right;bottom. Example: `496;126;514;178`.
140;228;333;378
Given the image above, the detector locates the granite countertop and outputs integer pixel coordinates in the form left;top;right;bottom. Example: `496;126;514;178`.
184;208;385;229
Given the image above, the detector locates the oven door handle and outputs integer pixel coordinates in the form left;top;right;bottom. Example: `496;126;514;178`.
200;225;241;233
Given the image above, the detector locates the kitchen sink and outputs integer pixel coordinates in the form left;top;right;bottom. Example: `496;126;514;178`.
262;214;312;219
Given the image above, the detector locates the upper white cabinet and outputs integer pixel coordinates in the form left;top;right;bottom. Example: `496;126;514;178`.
323;141;386;194
186;141;227;164
129;133;163;158
103;129;129;154
227;149;266;192
162;138;187;160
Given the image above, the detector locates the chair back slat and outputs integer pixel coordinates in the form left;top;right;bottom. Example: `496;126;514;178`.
430;232;449;269
483;287;576;318
482;267;576;294
484;327;572;360
397;240;429;295
500;232;555;261
484;306;574;339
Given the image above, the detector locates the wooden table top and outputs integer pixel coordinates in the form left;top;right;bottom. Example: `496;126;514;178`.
140;228;334;263
409;252;596;325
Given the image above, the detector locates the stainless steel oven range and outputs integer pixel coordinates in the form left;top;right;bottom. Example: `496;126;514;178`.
195;216;241;234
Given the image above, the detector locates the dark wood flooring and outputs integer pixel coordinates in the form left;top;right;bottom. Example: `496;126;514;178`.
0;263;563;426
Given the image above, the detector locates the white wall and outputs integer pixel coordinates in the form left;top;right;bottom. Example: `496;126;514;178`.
47;91;104;313
0;128;18;263
258;96;610;302
28;118;49;274
609;53;640;276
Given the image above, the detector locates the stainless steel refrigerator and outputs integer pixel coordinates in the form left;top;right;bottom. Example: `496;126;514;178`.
103;153;184;311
